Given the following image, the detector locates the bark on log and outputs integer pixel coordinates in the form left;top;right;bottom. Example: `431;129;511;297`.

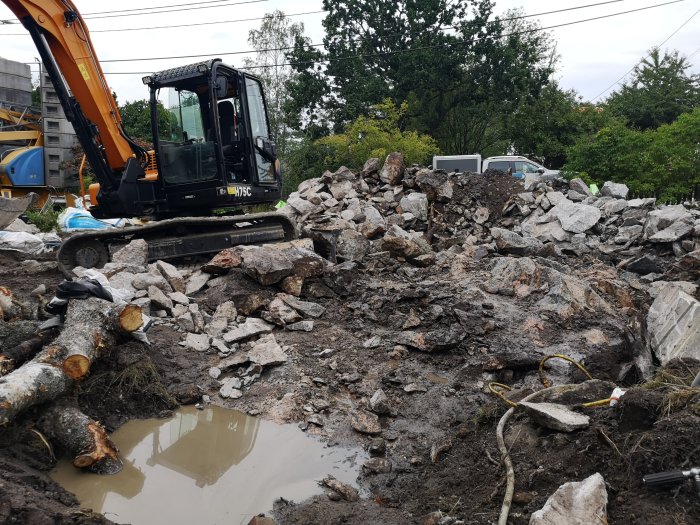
0;298;142;426
37;404;122;474
0;330;57;376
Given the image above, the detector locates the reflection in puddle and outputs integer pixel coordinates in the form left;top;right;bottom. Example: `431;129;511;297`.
52;406;364;525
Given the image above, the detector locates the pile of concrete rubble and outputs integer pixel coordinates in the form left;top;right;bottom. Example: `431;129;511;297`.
44;152;697;523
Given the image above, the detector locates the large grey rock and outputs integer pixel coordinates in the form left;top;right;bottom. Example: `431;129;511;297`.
379;152;405;185
156;260;185;293
247;334;287;366
543;201;601;234
519;401;590;432
399;193;428;221
648;219;694;243
523;219;572;243
381;225;432;260
337;229;370;262
186;270;211;295
415;169;454;202
263;297;302;326
599;181;629;199
112;239;149;266
627;197;656;208
148;285;173;314
240;240;325;286
492;227;544;256
184;333;210;352
647;284;700;365
359;206;387;238
644;205;692;238
287;194;320;215
602;199;628;216
648;280;697;299
133;273;172;292
568;178;591;196
530;473;608;525
281;295;326;318
223;317;274;343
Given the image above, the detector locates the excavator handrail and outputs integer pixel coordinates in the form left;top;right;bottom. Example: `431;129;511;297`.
1;1;140;183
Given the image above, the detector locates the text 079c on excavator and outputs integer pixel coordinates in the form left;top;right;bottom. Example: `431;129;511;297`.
1;0;297;276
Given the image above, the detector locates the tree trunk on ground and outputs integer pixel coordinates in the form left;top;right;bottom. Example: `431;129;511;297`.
0;330;58;376
38;404;122;474
0;298;142;425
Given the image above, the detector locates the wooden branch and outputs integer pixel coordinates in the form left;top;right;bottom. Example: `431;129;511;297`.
37;404;122;474
0;298;142;426
0;330;57;377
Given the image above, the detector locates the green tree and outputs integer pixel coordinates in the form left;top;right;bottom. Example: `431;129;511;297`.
287;0;496;134
119;99;177;143
564;108;700;201
509;83;611;167
606;48;699;130
243;10;306;158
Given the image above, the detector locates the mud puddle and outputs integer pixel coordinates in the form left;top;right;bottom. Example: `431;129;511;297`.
51;405;365;525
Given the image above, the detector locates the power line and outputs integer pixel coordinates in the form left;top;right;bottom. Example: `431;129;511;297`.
76;0;637;62
92;0;687;74
0;0;268;24
0;0;622;35
82;0;268;20
82;0;250;16
591;5;700;100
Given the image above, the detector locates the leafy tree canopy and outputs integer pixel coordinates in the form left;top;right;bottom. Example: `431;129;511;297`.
606;48;700;130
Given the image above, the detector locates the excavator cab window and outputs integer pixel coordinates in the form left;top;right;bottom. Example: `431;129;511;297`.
156;88;218;186
244;77;276;185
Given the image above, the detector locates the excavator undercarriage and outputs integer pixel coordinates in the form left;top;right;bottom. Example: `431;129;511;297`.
56;213;297;277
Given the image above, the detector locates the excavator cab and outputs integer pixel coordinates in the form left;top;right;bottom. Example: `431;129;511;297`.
142;59;281;215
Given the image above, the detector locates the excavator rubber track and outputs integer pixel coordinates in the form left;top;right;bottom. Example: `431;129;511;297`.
56;212;297;278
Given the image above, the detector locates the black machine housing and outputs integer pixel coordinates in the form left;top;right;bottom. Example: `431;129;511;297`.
97;59;282;219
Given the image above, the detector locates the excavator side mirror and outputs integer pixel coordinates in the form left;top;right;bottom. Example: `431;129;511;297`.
215;77;228;99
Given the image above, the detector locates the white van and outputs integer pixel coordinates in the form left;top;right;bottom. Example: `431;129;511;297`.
432;154;560;180
482;156;560;180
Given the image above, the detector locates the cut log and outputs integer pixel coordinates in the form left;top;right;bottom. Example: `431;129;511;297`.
0;298;142;426
37;404;122;474
0;330;58;376
58;302;143;380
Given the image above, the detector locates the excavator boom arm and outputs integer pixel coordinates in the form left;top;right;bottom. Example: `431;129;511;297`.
1;1;136;182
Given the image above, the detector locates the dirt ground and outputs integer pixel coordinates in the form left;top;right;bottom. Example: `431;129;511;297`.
0;246;699;525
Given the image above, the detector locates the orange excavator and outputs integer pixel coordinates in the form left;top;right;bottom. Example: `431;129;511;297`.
1;0;295;276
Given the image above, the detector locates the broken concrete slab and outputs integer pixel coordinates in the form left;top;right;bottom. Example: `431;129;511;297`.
240;240;325;286
530;473;608;525
223;317;274;343
599;181;629;199
184;333;210;352
519;401;590;432
280;295;326;318
186;270;211;295
247;334;287;366
647;284;700;365
156;260;185;293
112;239;149;266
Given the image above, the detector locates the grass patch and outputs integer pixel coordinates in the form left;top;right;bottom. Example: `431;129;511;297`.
24;208;60;232
643;364;700;417
83;356;177;410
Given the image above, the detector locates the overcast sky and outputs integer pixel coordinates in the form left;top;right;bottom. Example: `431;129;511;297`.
0;0;698;104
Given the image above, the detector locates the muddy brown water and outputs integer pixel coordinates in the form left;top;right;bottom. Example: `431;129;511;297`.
51;405;365;525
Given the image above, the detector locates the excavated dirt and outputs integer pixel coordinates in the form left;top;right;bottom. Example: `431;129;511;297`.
1;241;699;525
